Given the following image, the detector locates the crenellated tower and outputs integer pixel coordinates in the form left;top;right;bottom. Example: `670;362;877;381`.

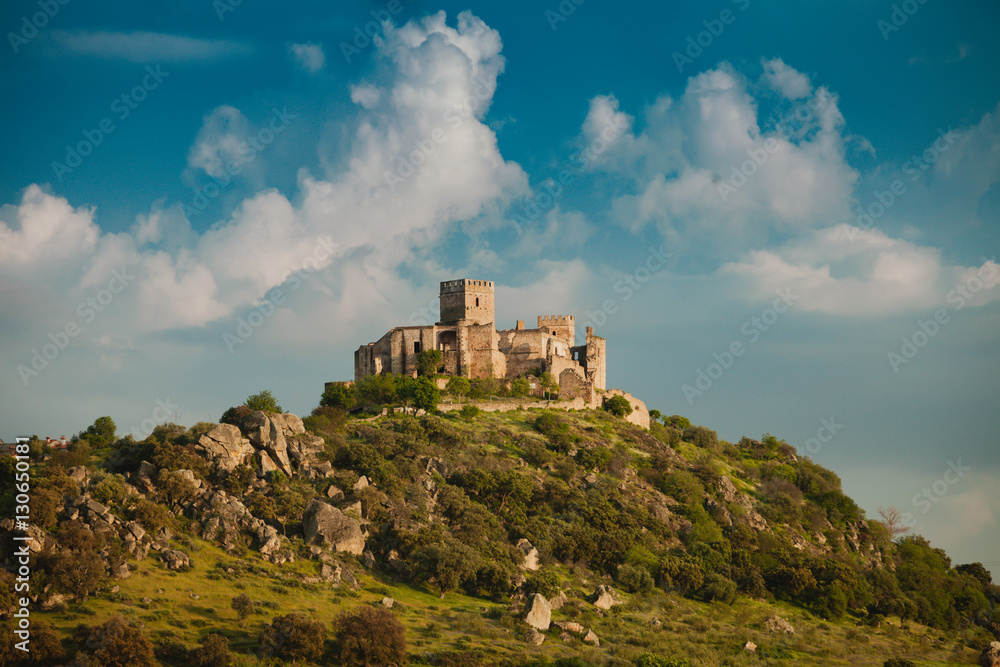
537;315;575;346
439;279;495;325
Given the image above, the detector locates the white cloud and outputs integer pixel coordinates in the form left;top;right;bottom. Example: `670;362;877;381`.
186;106;253;179
51;30;254;62
0;185;98;266
721;224;1000;315
762;57;811;99
289;43;326;73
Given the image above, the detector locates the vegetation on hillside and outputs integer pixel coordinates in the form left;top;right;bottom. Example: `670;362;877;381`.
0;389;996;666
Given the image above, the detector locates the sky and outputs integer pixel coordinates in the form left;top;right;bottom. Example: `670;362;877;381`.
0;0;998;577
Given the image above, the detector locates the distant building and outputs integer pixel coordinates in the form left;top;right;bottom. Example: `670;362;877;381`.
353;279;606;399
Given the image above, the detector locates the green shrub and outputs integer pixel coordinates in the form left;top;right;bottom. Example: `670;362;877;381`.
603;395;633;417
617;564;655;594
335;605;406;667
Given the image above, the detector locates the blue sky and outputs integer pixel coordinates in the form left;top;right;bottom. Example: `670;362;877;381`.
1;0;998;576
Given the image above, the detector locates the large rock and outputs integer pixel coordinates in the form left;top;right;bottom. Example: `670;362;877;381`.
764;615;795;634
197;424;254;472
245;411;293;475
302;499;365;555
980;641;1000;667
256;524;281;555
583;629;600;646
592;585;622;610
526;628;545;645
271;412;306;436
130;460;158;493
524;593;551;630
162;549;190;570
517;538;540;571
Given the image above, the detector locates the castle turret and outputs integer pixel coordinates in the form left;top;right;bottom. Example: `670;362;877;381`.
438;279;495;325
537;315;575;346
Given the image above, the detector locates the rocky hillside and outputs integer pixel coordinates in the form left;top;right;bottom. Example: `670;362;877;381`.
1;400;998;666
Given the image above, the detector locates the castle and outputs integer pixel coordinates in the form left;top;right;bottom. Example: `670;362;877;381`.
354;279;607;399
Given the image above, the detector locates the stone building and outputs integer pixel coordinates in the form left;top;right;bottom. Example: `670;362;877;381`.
354;279;606;397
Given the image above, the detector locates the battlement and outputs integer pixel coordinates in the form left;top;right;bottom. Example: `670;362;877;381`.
441;279;494;294
537;315;574;326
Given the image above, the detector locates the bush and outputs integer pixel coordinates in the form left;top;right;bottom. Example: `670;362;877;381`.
459;405;481;421
617;564;655;594
335;605;407;667
418;349;443;376
446;376;472;397
260;613;327;663
231;593;254;626
191;633;233;667
246;389;282;413
523;569;561;599
603;395;633;417
321;383;356;410
694;573;738;604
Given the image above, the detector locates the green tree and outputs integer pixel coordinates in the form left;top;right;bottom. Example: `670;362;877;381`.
446;376;471;398
246;390;282;413
664;415;691;430
411;377;441;412
231;593;255;627
511;377;531;397
83;416;117;448
603;395;633;417
85;615;156;667
260;613;327;663
191;633;233;667
335;606;407;667
417;349;443;376
356;374;398;409
320;383;357;410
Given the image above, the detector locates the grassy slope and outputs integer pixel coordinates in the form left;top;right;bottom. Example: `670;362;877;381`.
36;408;984;666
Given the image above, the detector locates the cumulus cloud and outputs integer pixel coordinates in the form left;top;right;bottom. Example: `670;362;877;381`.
186;106;253;180
289;43;326;73
720;224;1000;315
592;61;857;250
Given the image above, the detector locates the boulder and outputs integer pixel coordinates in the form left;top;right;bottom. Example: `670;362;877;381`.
764;615;795;634
111;563;131;580
197;425;254;472
256;524;281;555
517;538;540;571
245;411;292;475
583;629;600;646
592;585;622;610
272;413;306;436
980;641;1000;667
302;499;366;555
743;641;757;652
66;466;90;484
524;593;551;630
353;475;370;492
257;451;280;478
326;484;344;500
549;590;567;610
555;621;584;634
381;597;395;608
526;628;545;645
162;550;190;570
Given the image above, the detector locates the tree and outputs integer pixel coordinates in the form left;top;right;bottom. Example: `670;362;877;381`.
320;383;357;410
86;616;156;667
356;374;398;409
648;409;662;423
417;349;443;376
83;416;117;448
446;376;471;398
411;377;441;412
335;606;407;667
192;633;233;667
664;415;691;430
511;377;531;397
231;593;255;626
48;550;105;600
878;506;912;540
246;390;282;413
603;395;633;418
260;613;327;663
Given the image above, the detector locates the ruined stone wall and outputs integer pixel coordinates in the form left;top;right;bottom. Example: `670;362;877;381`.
599;388;649;429
585;331;606;390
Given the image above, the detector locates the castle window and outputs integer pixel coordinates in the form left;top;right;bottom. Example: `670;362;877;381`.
476;297;479;307
414;341;421;353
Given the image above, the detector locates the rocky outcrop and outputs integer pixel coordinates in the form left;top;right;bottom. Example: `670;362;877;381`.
245;412;292;476
162;549;190;570
524;593;551;630
518;538;540;571
764;615;795;634
592;585;622;610
526;628;545;645
302;499;365;555
980;641;1000;667
197;424;255;472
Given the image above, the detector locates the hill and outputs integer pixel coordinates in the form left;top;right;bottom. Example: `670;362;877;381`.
1;392;998;667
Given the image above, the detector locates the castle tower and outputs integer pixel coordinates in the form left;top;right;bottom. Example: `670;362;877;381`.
537;315;575;346
438;279;495;325
586;326;606;390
